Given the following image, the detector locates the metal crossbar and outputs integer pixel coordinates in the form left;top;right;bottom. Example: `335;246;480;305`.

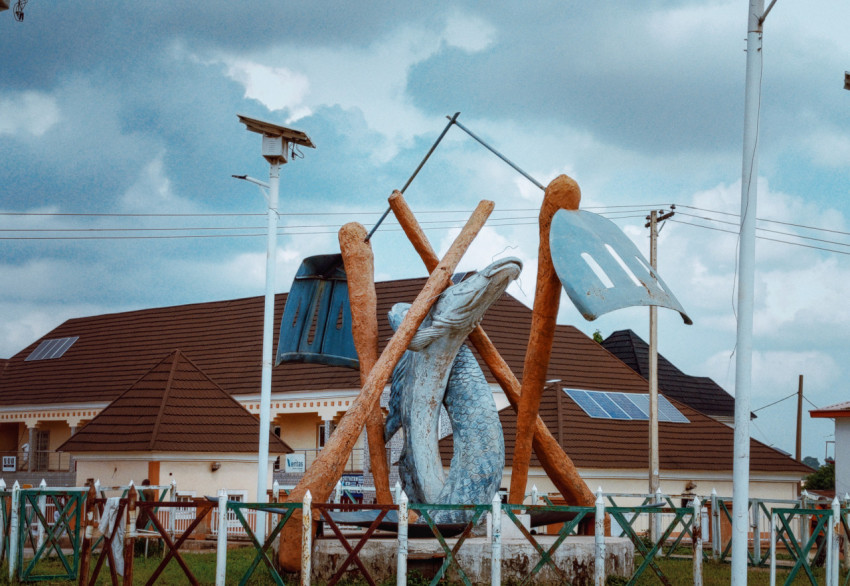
608;504;692;586
409;503;489;586
228;501;301;586
84;498;126;586
313;502;397;586
140;499;215;586
501;503;590;585
18;489;85;582
774;507;832;585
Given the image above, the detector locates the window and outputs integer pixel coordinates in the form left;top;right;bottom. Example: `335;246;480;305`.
33;429;49;471
318;423;326;448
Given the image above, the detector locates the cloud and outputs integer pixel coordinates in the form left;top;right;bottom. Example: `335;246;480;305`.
0;91;60;136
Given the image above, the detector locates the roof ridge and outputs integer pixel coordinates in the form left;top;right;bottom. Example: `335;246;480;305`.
149;349;181;450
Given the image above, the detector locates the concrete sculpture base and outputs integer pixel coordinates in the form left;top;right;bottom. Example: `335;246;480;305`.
311;535;634;584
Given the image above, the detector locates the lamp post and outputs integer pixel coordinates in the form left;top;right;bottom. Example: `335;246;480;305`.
236;115;314;537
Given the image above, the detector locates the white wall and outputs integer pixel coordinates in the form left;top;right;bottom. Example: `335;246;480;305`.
836;419;850;497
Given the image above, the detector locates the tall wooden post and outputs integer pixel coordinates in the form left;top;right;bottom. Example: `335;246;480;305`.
339;221;392;504
509;175;581;504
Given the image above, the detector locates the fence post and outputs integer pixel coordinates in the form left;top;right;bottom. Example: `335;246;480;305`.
751;498;760;564
398;491;408;586
491;491;502;586
123;483;137;586
710;488;719;560
9;480;19;581
215;489;228;586
169;478;177;540
693;496;703;586
769;511;776;586
827;496;840;586
301;490;312;586
394;481;401;504
78;483;97;586
334;481;342;504
37;478;47;552
844;493;850;573
653;487;663;545
800;490;810;549
0;478;5;562
530;484;538;507
273;480;280;503
595;488;606;586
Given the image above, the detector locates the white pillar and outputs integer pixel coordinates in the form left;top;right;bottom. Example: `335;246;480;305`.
594;488;606;586
530;485;538;507
256;158;282;540
711;488;720;560
827;496;840;586
769;512;777;586
0;479;5;560
731;2;765;582
398;491;409;586
37;478;47;551
215;489;228;586
693;496;703;586
491;491;502;586
169;478;177;539
301;490;312;586
9;481;20;581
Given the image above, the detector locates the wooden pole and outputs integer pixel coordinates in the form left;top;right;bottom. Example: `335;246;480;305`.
78;483;97;586
123;485;137;586
388;189;594;508
338;222;392;504
509;174;581;504
278;199;494;571
796;374;804;462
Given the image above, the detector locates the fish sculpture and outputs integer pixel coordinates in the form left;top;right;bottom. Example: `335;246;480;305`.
385;257;522;520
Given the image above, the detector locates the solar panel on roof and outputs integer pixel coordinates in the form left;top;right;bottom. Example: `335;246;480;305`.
564;389;609;419
25;336;79;361
658;395;690;423
589;391;630;419
563;388;689;424
609;392;648;419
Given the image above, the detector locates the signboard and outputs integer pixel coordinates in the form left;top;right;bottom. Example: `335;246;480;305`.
284;454;305;474
2;456;16;472
340;473;364;488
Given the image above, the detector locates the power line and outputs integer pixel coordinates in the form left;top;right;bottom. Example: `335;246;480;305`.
669;219;850;256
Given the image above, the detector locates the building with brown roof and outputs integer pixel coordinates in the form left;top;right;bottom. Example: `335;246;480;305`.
58;350;291;497
810;402;850;499
0;276;809;502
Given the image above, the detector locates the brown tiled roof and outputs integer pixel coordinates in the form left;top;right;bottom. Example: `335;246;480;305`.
601;329;737;418
58;350;292;454
440;385;811;475
0;277;649;406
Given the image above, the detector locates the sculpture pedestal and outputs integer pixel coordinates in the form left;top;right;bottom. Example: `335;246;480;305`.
312;535;633;584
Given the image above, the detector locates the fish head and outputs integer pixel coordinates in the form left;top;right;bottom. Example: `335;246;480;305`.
408;257;522;350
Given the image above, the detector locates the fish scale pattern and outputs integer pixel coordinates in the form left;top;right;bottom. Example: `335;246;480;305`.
434;343;504;522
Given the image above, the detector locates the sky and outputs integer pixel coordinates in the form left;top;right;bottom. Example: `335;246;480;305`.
1;1;848;466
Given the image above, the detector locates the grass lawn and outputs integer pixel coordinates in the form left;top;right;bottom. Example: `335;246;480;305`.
0;547;840;585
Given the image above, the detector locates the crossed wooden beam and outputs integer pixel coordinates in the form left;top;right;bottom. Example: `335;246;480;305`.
279;175;595;571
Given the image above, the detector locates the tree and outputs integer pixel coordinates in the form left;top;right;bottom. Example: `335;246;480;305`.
803;456;820;470
592;330;603;344
804;462;834;491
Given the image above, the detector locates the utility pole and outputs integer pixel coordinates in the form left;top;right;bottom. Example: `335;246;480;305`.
646;206;675;542
796;375;804;462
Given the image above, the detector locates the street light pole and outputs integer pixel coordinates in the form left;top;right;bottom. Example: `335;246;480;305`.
731;1;764;582
236;115;314;539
